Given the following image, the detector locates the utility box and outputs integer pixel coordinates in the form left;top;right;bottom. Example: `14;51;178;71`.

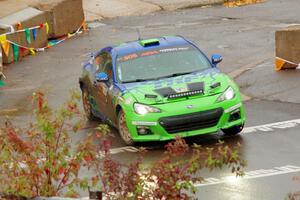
275;25;300;70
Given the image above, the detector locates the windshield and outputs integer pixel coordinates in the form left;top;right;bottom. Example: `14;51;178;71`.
116;45;212;83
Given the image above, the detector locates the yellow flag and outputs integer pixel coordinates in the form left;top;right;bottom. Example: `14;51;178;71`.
0;35;6;44
45;22;49;34
68;33;74;38
29;48;36;56
2;41;10;56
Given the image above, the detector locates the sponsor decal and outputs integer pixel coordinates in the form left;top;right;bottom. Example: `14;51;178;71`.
141;50;159;57
159;47;189;53
174;87;188;93
122;53;138;61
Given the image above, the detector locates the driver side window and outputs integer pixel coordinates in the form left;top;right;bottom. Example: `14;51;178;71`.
94;52;113;84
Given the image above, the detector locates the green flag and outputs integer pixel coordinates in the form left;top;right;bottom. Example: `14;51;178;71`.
25;28;31;44
12;44;19;62
0;80;4;87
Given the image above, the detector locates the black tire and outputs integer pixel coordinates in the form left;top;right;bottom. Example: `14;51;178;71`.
118;110;134;146
222;124;244;136
82;87;96;121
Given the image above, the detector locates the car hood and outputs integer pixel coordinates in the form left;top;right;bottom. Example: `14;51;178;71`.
121;68;231;105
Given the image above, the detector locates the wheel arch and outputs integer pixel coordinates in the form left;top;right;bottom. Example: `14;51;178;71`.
79;80;85;90
115;104;123;117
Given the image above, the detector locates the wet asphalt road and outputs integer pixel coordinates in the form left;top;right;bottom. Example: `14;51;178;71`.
1;0;300;199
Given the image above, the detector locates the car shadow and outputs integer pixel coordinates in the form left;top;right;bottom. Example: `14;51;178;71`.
134;132;245;151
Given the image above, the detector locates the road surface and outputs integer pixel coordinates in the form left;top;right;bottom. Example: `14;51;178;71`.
1;0;300;199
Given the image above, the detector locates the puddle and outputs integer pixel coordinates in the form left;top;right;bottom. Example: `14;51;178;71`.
224;0;264;7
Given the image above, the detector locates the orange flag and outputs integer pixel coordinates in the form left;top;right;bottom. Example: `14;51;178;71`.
82;21;87;32
16;22;22;30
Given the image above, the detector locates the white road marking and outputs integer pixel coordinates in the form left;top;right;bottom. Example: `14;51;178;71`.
242;118;300;134
195;165;300;187
103;118;300;155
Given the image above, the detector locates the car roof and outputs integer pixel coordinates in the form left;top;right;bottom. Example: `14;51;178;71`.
112;36;192;56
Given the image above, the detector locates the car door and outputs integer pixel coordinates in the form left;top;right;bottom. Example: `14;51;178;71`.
92;52;115;122
101;55;116;123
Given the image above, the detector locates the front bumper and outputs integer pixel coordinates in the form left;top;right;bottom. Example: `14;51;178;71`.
123;94;246;142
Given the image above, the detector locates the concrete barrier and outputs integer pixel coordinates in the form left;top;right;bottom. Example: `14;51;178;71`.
26;0;85;38
0;7;48;64
275;25;300;70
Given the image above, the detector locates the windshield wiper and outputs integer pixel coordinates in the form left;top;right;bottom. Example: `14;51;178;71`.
122;71;196;83
157;72;194;79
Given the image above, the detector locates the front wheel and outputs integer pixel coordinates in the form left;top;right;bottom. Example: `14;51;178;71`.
118;110;134;146
222;124;244;136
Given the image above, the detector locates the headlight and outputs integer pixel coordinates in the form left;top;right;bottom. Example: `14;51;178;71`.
134;103;161;115
217;87;235;102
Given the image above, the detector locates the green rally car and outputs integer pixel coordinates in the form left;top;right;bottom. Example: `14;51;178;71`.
79;36;246;145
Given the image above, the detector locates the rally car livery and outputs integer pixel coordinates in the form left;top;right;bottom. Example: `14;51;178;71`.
79;36;246;145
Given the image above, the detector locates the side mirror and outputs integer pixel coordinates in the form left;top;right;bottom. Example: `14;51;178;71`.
95;72;109;82
211;54;223;65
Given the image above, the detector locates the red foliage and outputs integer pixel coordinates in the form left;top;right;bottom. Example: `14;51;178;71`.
4;121;33;153
95;136;245;199
0;91;97;198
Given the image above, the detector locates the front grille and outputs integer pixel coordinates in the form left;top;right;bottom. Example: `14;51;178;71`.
159;108;223;134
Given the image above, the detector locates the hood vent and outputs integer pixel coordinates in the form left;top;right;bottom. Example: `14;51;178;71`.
154;87;176;97
154;82;204;99
188;82;204;91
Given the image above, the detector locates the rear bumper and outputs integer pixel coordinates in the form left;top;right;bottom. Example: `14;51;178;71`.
123;95;246;142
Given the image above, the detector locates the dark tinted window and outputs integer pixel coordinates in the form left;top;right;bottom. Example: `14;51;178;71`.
95;52;113;83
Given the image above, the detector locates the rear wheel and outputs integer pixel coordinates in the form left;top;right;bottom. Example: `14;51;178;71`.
222;124;244;136
118;110;134;146
82;87;96;121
